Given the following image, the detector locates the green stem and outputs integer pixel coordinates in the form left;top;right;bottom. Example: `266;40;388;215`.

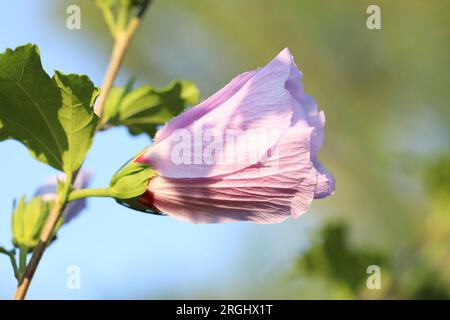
117;2;129;31
19;246;28;280
96;2;117;37
59;173;73;205
68;188;113;202
0;247;19;281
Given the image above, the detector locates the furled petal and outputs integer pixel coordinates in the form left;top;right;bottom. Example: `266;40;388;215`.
289;96;334;198
145;125;318;223
153;70;257;144
34;171;91;224
299;96;325;160
313;161;335;199
139;48;298;179
284;55;334;194
285;57;325;159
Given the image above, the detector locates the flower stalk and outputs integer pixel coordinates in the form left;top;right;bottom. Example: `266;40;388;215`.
68;188;113;202
18;246;28;279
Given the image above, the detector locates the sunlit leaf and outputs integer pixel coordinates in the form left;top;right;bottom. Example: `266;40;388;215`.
102;80;199;138
0;44;99;174
101;77;135;124
53;71;99;174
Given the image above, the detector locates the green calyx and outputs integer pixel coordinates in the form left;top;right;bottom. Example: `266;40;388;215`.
109;159;156;200
65;155;155;204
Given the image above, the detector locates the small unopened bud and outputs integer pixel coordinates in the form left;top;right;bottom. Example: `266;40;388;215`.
11;196;57;250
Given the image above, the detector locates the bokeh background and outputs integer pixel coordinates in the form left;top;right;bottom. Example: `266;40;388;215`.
0;0;449;299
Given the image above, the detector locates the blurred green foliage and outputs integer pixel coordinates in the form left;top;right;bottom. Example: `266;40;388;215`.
295;221;387;297
49;0;449;299
292;155;450;299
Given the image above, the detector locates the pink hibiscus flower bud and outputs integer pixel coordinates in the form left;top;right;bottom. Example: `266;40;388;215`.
34;171;92;224
129;48;334;223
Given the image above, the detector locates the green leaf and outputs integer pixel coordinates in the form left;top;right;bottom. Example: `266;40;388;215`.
0;44;67;170
53;71;99;174
103;80;199;138
0;44;99;173
101;77;135;124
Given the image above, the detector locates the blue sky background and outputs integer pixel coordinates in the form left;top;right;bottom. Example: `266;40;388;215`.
0;1;319;299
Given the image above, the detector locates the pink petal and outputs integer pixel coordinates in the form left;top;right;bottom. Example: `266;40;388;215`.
146;124;318;223
285;57;325;159
313;161;335;199
139;48;297;179
153;70;257;144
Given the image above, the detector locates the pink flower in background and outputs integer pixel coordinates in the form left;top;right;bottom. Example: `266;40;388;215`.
135;48;334;223
35;171;92;224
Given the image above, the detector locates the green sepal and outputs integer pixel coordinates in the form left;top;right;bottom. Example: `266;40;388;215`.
109;156;156;200
110;152;165;215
